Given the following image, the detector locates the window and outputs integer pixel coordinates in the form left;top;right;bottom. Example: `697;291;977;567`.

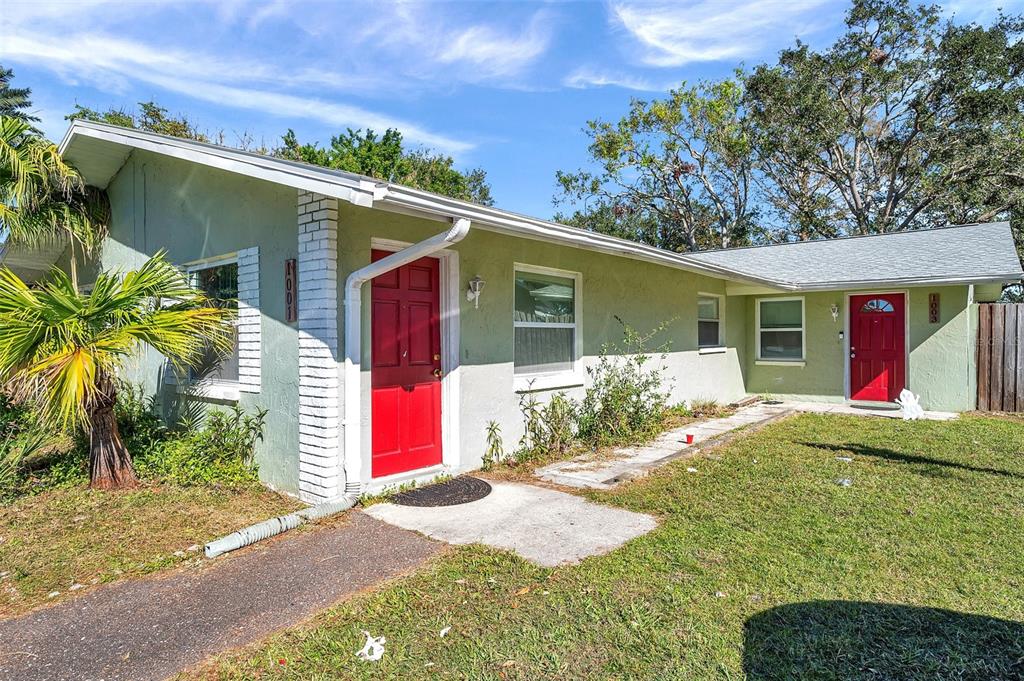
513;266;578;378
697;295;722;347
860;298;894;313
189;259;239;383
757;297;804;361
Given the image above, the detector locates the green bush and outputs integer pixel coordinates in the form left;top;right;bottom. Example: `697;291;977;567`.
0;395;64;500
509;319;672;464
576;319;671;445
133;403;267;487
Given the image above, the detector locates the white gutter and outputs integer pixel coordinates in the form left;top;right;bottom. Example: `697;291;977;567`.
342;216;472;491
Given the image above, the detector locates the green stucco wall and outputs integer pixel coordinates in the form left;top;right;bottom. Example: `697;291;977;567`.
94;150;302;492
336;204;749;470
742;286;975;411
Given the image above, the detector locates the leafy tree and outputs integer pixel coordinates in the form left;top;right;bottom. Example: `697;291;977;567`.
68;101;210;142
0;116;109;287
277;128;493;206
0;65;39;127
555;78;756;252
746;0;1024;236
0;254;233;489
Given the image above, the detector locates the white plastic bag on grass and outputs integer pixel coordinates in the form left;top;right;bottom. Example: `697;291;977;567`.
895;389;924;421
356;631;385;661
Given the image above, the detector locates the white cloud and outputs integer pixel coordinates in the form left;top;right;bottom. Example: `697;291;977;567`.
439;12;554;79
563;68;674;92
0;31;472;154
610;0;835;67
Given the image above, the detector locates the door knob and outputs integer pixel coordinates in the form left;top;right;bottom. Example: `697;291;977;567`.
850;352;856;358
433;368;443;378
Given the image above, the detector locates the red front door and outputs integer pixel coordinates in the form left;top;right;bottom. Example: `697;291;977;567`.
849;293;906;402
370;250;443;478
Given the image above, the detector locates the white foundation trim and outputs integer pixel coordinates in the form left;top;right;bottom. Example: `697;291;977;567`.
296;191;342;503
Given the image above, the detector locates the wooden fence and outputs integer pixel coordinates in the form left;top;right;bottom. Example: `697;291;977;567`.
977;303;1024;412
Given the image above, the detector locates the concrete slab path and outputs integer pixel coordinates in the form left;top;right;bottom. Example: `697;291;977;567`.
364;482;657;567
784;400;958;421
0;512;440;681
536;403;793;490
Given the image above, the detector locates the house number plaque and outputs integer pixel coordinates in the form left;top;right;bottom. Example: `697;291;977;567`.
928;293;939;323
285;258;297;322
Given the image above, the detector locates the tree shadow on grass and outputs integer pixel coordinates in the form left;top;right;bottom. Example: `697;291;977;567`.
744;601;1024;680
797;441;1023;479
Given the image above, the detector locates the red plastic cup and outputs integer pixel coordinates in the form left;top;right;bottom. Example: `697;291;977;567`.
685;433;694;444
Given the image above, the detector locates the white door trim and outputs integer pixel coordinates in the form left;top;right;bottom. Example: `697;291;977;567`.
844;290;910;403
367;237;461;489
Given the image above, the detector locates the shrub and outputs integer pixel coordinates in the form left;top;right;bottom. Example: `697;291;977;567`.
576;319;672;446
515;392;577;463
134;405;267;487
507;319;673;465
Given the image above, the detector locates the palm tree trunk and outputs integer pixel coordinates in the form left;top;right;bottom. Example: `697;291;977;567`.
88;371;138;490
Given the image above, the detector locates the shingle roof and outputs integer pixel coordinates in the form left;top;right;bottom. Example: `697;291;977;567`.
682;222;1022;289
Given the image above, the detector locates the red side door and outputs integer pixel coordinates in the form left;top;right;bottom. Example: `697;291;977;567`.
370;250;443;478
849;293;906;402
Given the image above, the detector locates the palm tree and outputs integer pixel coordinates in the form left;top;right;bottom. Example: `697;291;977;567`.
1;115;108;287
0;253;234;488
0;65;39;126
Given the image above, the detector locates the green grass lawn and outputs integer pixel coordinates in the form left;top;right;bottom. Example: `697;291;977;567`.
0;484;301;618
193;414;1024;680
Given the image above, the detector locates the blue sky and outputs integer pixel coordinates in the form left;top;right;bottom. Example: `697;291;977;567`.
2;0;1019;219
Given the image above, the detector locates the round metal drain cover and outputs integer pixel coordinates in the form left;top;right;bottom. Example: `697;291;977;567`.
391;476;492;507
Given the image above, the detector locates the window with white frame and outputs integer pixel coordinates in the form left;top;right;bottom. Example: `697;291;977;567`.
757;298;804;361
513;266;578;376
697;295;722;347
189;259;240;383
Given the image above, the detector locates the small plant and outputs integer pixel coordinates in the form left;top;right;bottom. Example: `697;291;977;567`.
514;391;578;464
135;404;267;486
576;318;673;446
483;421;505;470
510;319;674;464
689;398;722;418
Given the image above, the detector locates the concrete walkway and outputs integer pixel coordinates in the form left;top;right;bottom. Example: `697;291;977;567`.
0;512;439;681
365;481;657;567
535;399;958;490
785;400;958;421
536;403;793;490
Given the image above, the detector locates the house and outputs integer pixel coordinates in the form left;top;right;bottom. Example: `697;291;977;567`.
8;119;1021;502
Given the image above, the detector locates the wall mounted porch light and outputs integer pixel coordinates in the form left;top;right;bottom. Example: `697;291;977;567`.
467;276;485;308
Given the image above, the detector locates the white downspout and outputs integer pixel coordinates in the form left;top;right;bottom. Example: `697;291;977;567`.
342;216;471;493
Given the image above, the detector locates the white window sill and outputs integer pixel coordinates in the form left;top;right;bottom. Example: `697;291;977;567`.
175;380;241;401
756;360;806;367
698;346;727;355
514;372;585;393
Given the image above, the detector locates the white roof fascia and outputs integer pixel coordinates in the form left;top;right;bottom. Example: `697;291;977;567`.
58;121;788;290
59;121;376;207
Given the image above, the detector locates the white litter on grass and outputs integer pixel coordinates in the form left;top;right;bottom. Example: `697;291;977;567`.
439;626;451;638
69;583;84;591
686;467;698;473
835;456;853;463
837;478;853;487
47;591;60;598
895;389;925;420
356;631;385;661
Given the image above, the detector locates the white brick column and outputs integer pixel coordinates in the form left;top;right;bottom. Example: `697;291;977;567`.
297;191;343;502
236;246;261;393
